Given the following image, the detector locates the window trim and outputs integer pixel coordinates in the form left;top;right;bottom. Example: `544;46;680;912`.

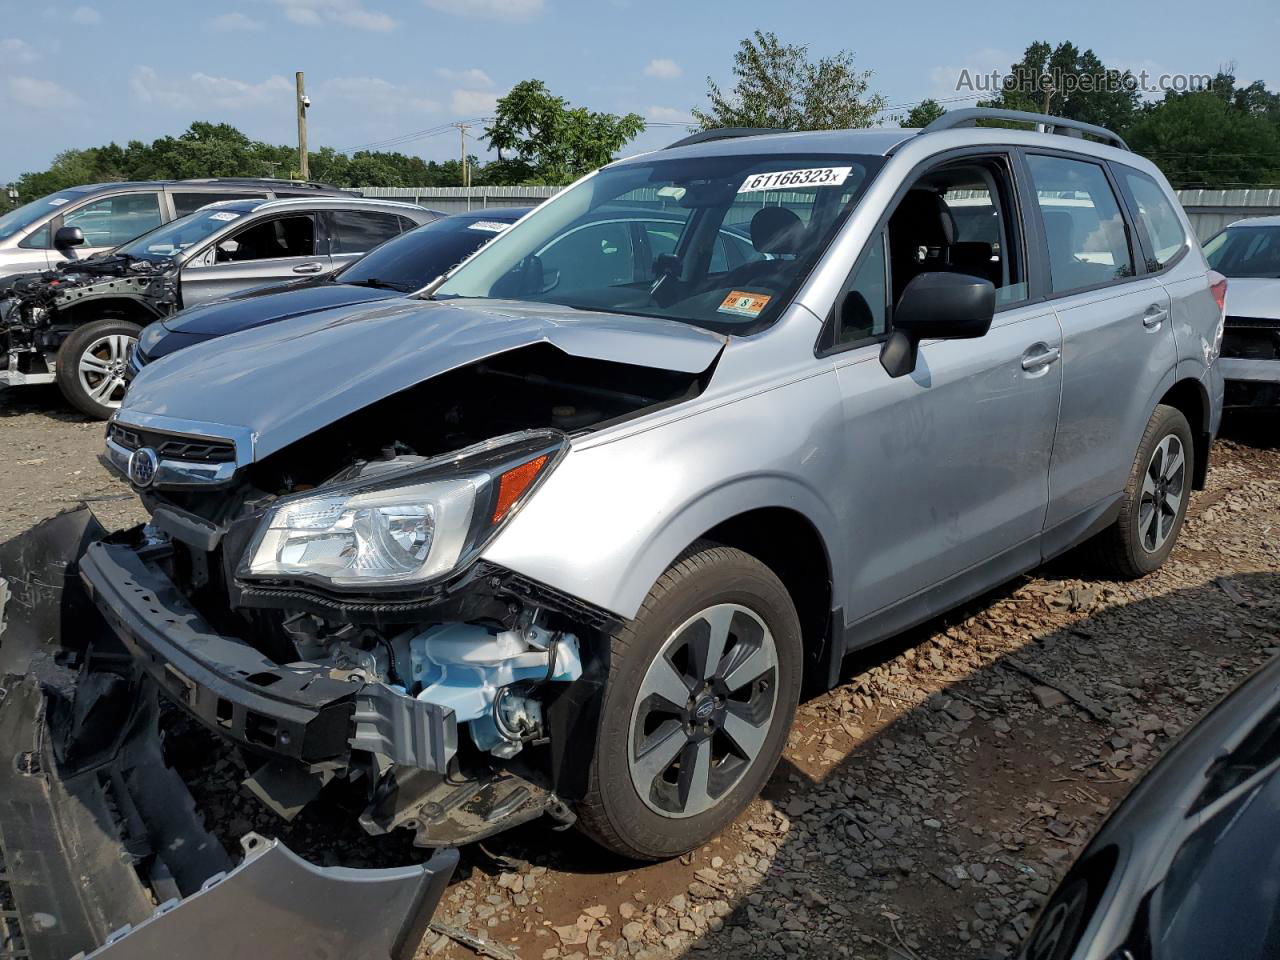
186;211;321;266
1108;163;1190;276
816;146;1033;359
1019;147;1146;301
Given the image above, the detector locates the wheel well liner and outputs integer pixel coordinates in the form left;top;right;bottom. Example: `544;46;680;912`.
59;296;164;327
1159;378;1210;490
702;507;835;694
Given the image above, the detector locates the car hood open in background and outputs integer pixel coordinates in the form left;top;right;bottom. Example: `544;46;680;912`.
123;297;727;460
164;281;399;337
1222;276;1280;320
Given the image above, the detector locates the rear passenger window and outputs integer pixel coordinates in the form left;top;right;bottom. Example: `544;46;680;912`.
330;211;404;254
172;192;265;217
1026;155;1134;294
1116;168;1187;269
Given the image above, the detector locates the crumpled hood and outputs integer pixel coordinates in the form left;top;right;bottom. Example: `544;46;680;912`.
122;297;726;460
1224;277;1280;321
164;282;396;337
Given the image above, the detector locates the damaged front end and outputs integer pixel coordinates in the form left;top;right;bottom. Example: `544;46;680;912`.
0;510;456;960
0;255;176;387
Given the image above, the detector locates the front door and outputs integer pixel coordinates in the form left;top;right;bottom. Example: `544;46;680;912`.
180;213;329;307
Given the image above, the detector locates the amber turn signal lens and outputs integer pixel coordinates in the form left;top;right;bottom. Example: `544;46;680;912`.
492;455;548;524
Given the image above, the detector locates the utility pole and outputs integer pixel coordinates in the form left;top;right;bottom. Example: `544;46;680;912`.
296;71;310;181
453;122;470;187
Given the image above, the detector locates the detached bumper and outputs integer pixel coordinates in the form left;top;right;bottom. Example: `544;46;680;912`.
1219;357;1280;384
78;540;458;772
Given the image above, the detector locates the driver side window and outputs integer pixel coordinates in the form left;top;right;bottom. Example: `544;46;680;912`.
216;215;316;263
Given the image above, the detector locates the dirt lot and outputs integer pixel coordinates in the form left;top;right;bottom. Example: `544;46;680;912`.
2;385;1278;960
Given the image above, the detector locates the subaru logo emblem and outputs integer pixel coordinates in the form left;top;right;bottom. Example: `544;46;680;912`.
128;447;159;488
693;697;716;722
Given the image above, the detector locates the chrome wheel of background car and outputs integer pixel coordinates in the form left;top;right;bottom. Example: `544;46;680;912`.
627;603;779;819
77;333;135;409
1139;434;1185;553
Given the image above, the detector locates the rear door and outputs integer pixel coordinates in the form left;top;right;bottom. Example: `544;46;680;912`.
326;210;407;272
179;213;328;307
1024;151;1178;549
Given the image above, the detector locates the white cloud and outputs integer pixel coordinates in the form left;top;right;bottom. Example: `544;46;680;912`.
130;66;292;110
273;0;395;32
323;76;440;115
435;67;493;89
646;105;693;124
422;0;543;20
643;58;682;80
0;38;40;64
8;76;77;108
925;46;1016;103
69;5;100;24
450;88;500;114
205;12;265;31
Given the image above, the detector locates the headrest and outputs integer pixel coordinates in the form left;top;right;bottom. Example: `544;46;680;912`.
890;190;955;247
750;206;805;256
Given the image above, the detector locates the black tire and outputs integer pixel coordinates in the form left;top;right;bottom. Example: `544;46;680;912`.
1090;404;1194;579
55;318;140;420
576;542;802;860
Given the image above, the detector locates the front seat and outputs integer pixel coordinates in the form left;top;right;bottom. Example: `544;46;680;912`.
887;190;953;302
717;207;807;289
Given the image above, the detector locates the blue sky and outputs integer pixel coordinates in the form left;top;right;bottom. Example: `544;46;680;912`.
2;0;1277;183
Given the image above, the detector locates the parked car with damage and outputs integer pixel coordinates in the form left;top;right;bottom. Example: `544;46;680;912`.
0;177;352;277
129;206;531;375
1203;215;1280;408
0;196;438;418
0;107;1228;958
1019;644;1280;960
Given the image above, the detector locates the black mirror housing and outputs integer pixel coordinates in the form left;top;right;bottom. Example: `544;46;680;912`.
53;226;85;249
880;272;996;378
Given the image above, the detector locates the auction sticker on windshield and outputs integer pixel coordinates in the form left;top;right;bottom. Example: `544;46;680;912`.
208;212;240;222
467;221;511;233
738;166;852;193
718;290;772;318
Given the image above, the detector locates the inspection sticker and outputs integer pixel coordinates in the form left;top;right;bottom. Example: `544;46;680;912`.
208;211;240;222
738;166;852;194
467;220;511;233
718;290;772;318
48;198;69;206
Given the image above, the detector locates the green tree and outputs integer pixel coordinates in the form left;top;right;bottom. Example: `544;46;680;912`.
980;41;1140;133
1126;89;1280;187
483;79;644;185
901;99;946;128
692;31;886;131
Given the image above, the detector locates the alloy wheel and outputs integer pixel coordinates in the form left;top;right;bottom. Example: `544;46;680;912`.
1139;433;1185;553
77;333;135;409
627;603;779;819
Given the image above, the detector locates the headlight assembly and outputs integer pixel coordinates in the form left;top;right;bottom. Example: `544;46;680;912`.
238;430;567;590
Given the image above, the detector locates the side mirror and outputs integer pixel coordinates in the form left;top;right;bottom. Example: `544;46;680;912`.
53;226;85;250
880;272;995;378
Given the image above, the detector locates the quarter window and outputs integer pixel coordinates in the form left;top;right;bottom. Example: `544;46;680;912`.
1026;155;1134;294
63;193;162;248
330;210;405;254
1117;168;1187;269
835;231;889;345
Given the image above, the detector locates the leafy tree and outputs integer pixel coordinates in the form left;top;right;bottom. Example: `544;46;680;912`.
901;99;946;128
483;80;644;185
981;41;1140;133
692;31;886;131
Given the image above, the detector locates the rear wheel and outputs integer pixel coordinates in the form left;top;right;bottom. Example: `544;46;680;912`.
55;319;140;420
576;543;802;860
1089;404;1193;578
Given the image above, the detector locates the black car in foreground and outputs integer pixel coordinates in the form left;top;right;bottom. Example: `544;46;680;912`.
1020;648;1280;960
129;206;530;374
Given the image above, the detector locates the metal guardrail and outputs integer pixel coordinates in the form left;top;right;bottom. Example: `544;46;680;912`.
355;185;1280;239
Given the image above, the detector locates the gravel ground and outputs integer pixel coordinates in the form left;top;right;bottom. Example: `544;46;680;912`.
2;386;1277;960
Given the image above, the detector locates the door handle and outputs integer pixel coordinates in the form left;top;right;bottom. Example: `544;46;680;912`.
1021;346;1061;371
1142;304;1169;329
292;262;324;274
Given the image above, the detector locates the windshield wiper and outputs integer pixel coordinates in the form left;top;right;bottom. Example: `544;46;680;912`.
344;277;409;292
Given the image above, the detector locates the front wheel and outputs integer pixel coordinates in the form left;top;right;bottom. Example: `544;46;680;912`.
55;319;140;420
1090;404;1194;579
576;543;802;860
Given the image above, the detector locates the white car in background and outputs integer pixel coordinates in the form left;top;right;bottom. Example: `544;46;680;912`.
1204;215;1280;408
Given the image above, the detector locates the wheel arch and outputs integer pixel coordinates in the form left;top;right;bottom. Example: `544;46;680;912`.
1158;377;1210;490
57;295;165;330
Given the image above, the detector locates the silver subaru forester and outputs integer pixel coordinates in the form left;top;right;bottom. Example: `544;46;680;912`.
90;109;1224;861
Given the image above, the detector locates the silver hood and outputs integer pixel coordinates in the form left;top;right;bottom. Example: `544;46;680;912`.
1223;277;1280;321
120;297;726;460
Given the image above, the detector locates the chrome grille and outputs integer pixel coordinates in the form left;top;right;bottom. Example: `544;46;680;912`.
108;422;236;464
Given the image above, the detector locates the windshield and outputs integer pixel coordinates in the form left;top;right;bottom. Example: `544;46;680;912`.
116;207;248;261
433;153;881;333
1204;225;1280;278
0;191;77;241
337;215;514;292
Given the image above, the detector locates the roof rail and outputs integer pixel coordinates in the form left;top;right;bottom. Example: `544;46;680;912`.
665;127;788;150
180;177;349;191
917;108;1129;151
